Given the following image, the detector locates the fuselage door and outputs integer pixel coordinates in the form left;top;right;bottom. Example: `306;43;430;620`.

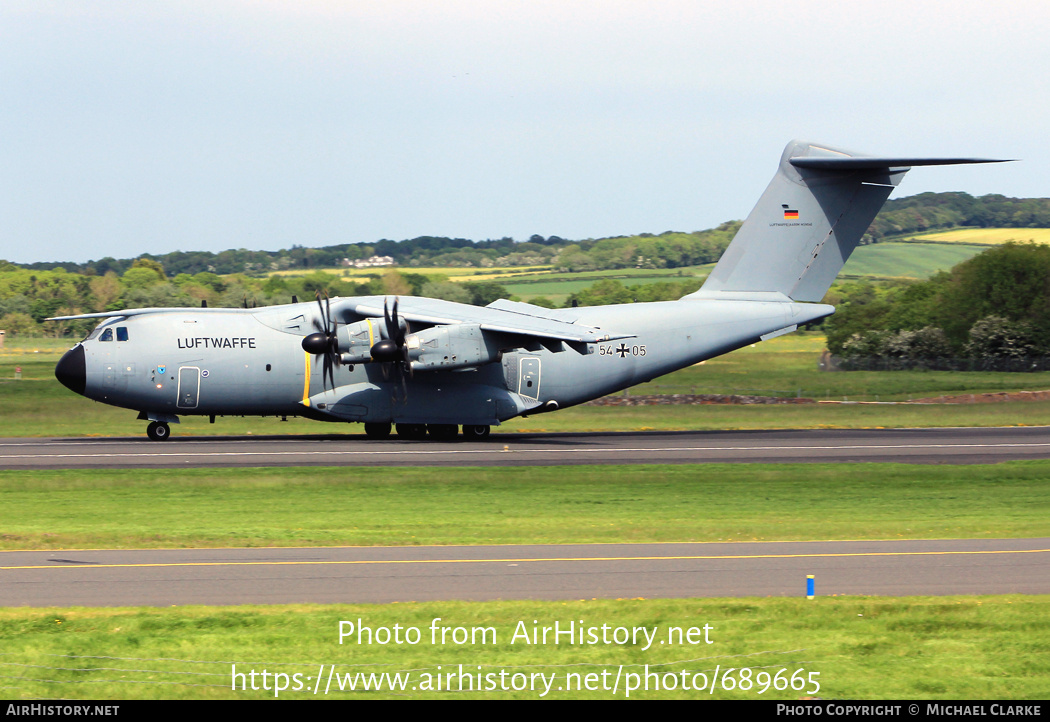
177;366;201;409
518;357;540;402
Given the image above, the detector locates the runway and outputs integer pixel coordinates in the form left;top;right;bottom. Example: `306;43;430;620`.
3;426;1050;469
2;539;1047;607
4;428;1048;608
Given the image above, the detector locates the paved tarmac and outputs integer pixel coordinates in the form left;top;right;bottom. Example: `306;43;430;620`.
2;539;1047;607
2;426;1050;469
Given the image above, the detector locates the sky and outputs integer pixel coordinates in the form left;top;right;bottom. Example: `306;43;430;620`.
1;1;1047;264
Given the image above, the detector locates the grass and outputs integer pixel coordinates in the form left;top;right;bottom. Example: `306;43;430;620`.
501;274;707;303
506;401;1050;433
1;596;1046;699
839;242;985;279
637;332;1050;400
1;461;1047;549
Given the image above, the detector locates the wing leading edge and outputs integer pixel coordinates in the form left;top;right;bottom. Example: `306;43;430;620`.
343;296;633;345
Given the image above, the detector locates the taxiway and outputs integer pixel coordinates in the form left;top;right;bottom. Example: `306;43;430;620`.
3;539;1047;607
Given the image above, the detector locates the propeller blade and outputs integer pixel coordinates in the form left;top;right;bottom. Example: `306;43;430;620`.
383;298;396;342
316;292;327;327
324;353;335;390
305;290;341;391
376;295;411;401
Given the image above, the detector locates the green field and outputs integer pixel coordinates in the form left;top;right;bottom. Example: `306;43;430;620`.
839;242;985;279
2;596;1046;699
3;461;1046;549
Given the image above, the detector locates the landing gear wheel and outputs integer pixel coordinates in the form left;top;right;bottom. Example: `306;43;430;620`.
427;424;459;440
395;423;428;440
364;422;392;439
146;421;171;441
462;424;491;439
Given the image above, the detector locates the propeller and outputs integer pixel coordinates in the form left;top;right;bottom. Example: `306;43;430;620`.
301;291;339;390
370;297;412;398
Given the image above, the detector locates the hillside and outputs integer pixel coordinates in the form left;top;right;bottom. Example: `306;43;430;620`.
7;192;1048;277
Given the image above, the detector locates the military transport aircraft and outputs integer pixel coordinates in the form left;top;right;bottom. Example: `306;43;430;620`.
50;140;1008;440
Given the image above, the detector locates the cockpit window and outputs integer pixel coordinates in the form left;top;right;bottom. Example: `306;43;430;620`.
117;327;129;342
99;328;113;342
85;327;102;341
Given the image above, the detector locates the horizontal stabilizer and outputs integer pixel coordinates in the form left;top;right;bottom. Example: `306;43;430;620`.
791;156;1012;170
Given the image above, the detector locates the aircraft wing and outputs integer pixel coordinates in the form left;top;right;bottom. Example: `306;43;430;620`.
342;295;633;345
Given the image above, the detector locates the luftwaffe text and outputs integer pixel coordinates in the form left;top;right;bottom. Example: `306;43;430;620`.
177;337;257;349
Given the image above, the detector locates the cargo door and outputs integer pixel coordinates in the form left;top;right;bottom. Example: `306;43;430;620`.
518;357;540;402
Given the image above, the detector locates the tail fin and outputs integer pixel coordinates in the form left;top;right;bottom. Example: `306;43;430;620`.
691;140;1009;303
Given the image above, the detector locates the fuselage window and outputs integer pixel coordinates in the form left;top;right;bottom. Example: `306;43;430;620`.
99;328;113;342
117;327;129;342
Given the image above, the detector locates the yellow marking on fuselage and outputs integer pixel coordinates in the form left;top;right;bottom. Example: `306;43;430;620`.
302;350;311;405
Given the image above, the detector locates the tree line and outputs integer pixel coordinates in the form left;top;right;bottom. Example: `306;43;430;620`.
868;192;1050;240
824;242;1050;367
4;191;1050;345
15;189;1047;278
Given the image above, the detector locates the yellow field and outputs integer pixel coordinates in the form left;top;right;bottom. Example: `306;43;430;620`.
902;228;1050;245
266;266;551;280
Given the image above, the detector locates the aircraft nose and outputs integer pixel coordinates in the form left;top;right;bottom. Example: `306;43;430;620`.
55;344;86;395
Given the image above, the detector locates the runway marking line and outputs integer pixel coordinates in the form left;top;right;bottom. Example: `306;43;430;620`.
4;548;1048;571
6;441;1050;462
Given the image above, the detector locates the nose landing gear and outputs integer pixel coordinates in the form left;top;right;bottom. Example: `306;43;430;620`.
146;421;171;441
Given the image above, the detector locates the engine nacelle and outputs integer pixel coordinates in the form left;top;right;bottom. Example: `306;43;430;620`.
337;320;504;370
407;323;502;371
337;319;385;364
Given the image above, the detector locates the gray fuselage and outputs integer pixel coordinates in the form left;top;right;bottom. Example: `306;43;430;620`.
59;296;829;427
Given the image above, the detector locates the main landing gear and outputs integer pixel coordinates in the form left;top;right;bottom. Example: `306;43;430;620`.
378;423;491;440
146;421;171;441
364;422;392;439
462;424;491;439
